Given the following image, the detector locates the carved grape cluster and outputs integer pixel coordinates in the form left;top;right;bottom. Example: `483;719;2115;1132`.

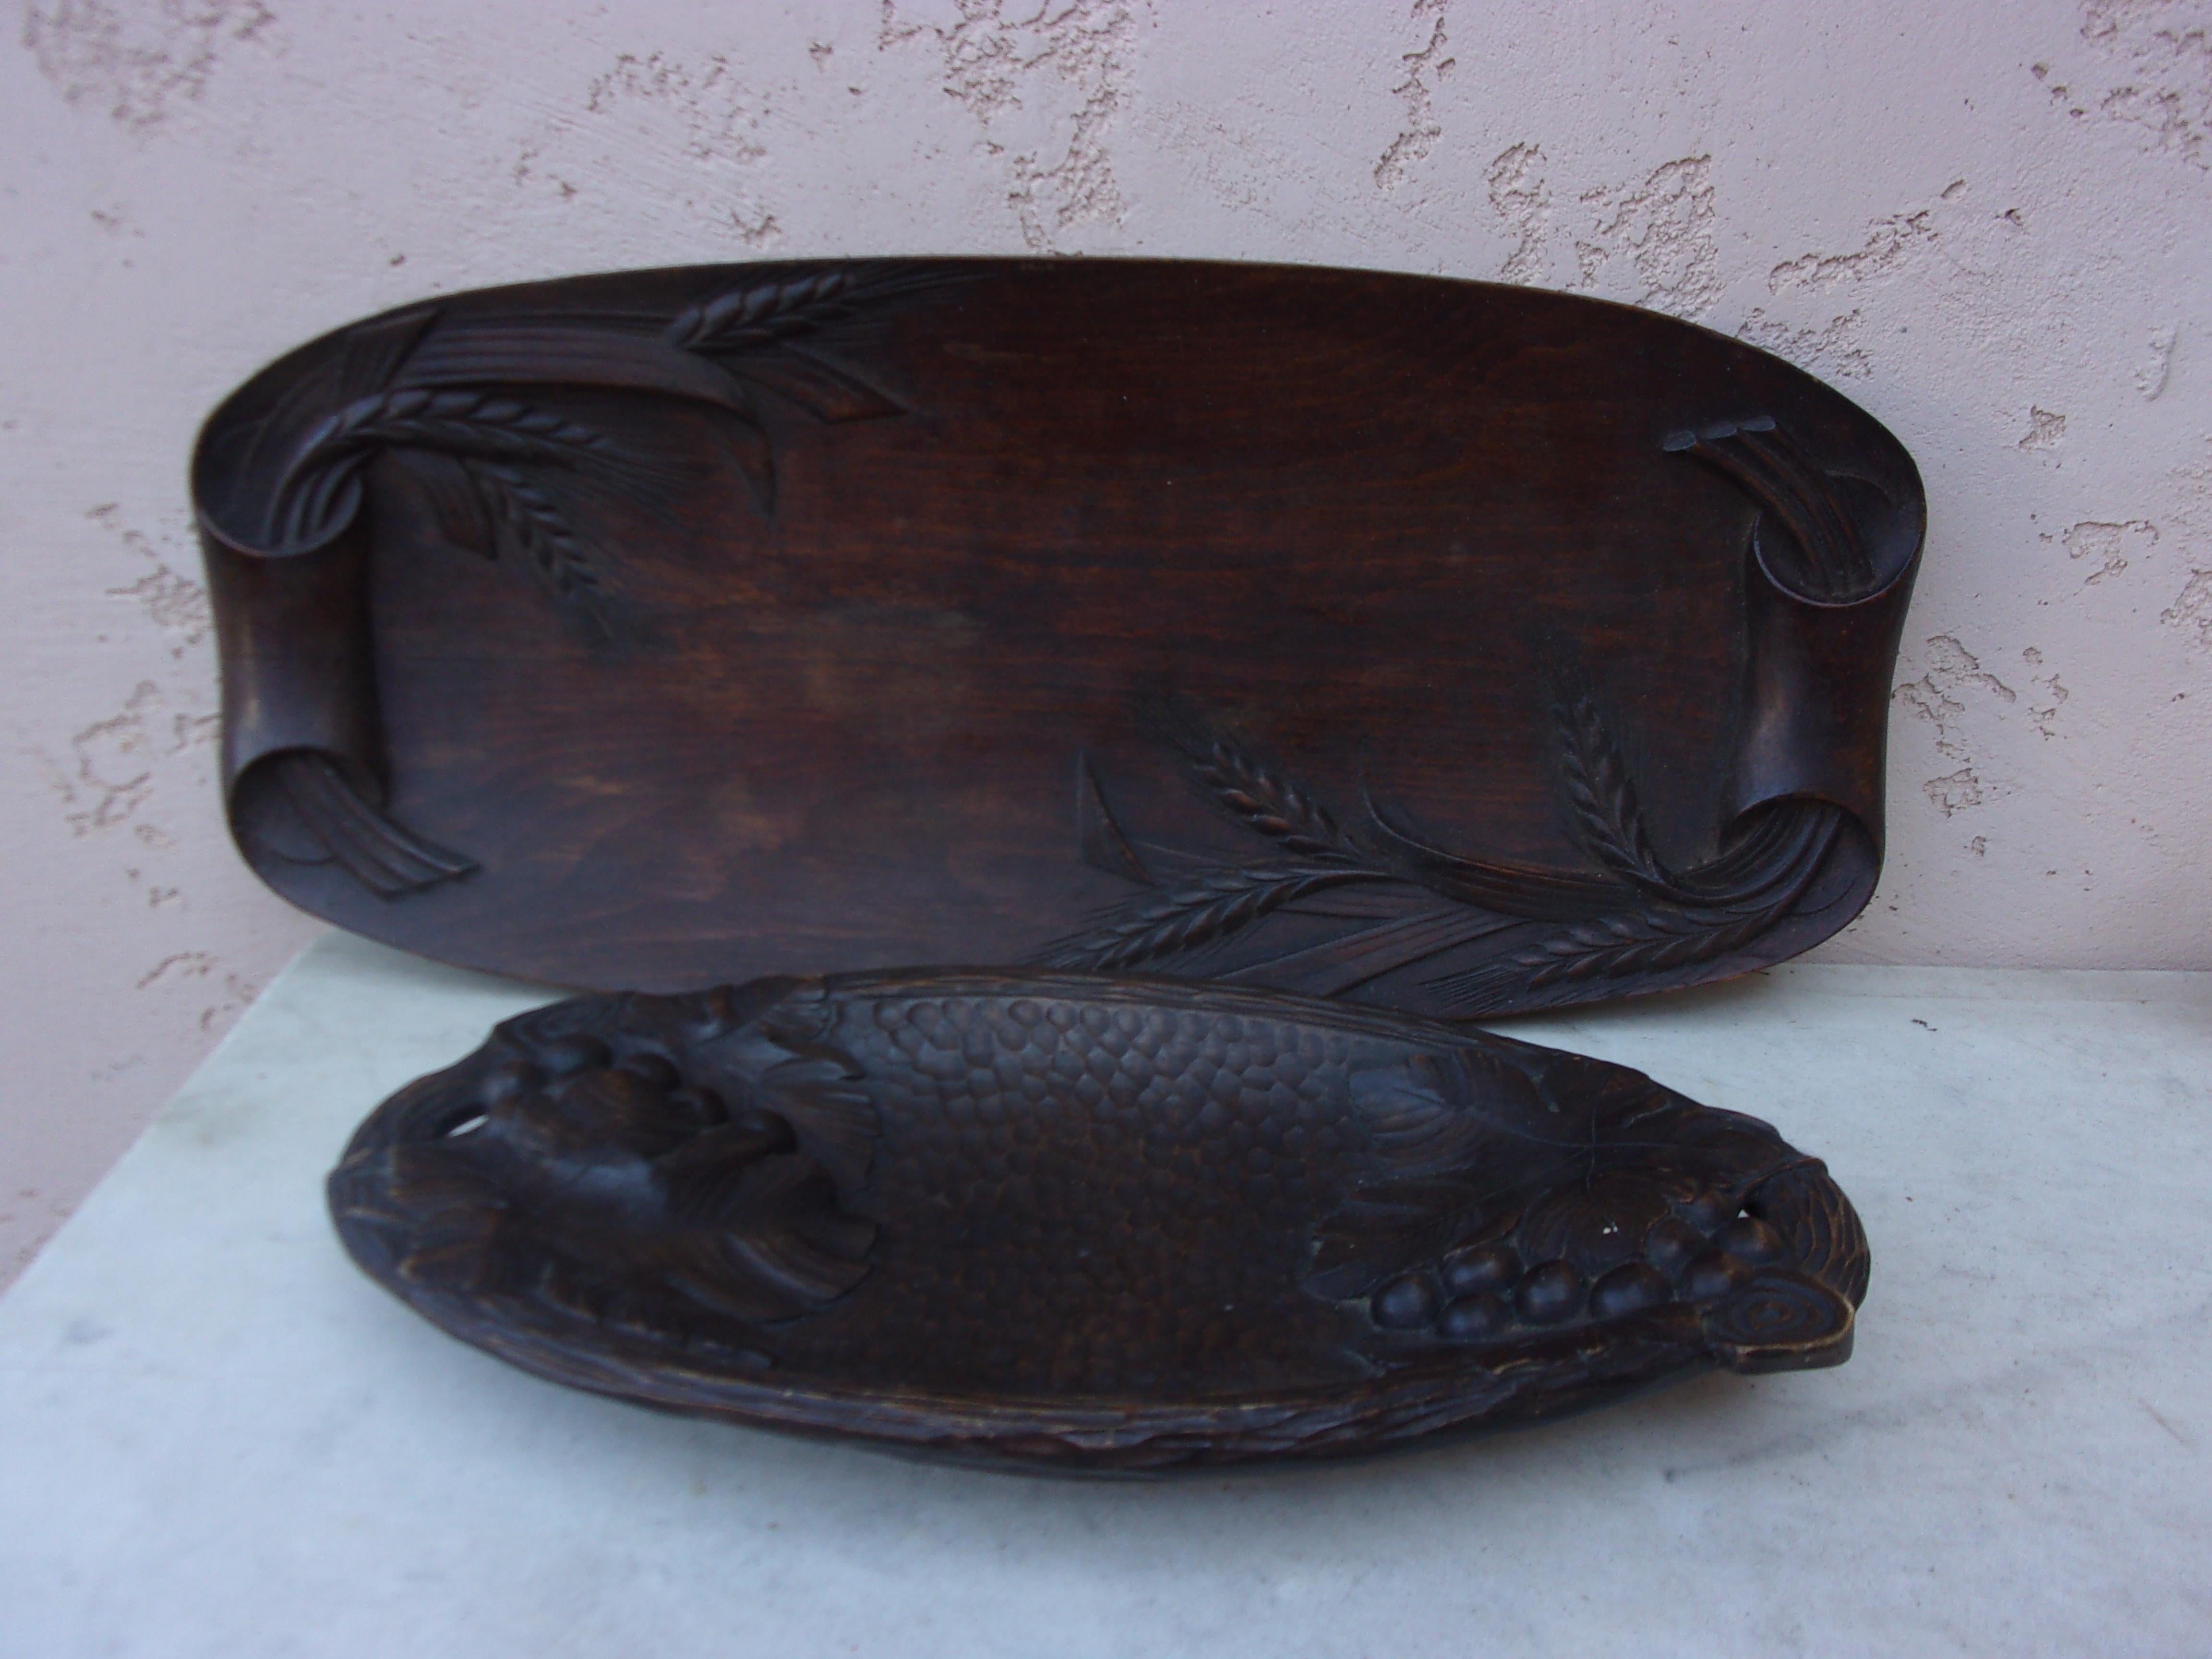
1365;1171;1799;1345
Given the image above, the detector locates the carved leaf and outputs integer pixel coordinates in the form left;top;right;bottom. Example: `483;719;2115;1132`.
1304;1179;1482;1300
1419;805;1842;1014
713;417;779;517
1349;1053;1493;1175
679;1154;875;1311
757;1056;879;1196
1748;1165;1872;1306
271;751;476;897
1670;416;1882;602
1076;754;1154;884
393;449;495;559
334;305;438;403
1218;905;1524;999
726;345;905;424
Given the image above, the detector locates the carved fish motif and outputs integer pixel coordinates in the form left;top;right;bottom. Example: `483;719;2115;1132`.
331;971;1868;1471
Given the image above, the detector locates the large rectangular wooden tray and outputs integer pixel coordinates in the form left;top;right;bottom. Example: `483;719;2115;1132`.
194;259;1922;1016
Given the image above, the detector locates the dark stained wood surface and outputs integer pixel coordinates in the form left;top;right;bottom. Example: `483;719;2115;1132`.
196;260;1923;1015
330;970;1870;1472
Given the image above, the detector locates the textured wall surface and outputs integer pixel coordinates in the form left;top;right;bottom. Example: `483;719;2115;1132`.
2;0;2207;1285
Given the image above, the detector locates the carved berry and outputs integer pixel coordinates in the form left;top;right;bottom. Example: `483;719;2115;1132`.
1372;1274;1441;1330
1716;1215;1787;1265
1439;1294;1510;1342
1675;1188;1732;1234
1682;1249;1754;1302
1515;1261;1585;1324
1441;1243;1520;1298
1643;1216;1706;1276
1589;1261;1672;1319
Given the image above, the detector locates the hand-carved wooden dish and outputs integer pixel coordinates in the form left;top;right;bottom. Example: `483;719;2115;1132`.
330;971;1868;1472
199;260;1923;1017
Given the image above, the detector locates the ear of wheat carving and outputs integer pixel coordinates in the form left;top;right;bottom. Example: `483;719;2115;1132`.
1034;865;1382;974
666;265;963;358
1420;804;1841;1010
261;262;966;629
233;263;969;900
668;268;877;354
1035;693;1843;1015
267;389;639;583
1143;701;1369;866
1032;705;1400;973
1554;685;1671;892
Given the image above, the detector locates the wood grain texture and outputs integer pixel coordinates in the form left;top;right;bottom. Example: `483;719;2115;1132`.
195;259;1924;1015
329;971;1869;1472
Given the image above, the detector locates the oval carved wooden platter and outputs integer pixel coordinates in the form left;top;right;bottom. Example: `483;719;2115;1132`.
196;260;1923;1017
330;971;1868;1472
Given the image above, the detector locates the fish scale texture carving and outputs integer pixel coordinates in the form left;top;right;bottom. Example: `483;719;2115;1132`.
331;971;1869;1471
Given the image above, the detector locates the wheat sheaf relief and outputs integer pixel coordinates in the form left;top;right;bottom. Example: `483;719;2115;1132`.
228;264;963;898
1036;690;1845;1016
256;264;963;635
1036;415;1896;1013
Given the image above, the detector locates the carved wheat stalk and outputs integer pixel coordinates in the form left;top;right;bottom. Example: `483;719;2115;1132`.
297;388;617;468
1516;898;1791;987
1033;866;1381;973
1420;904;1766;1013
1055;687;1834;1004
666;269;869;353
1555;687;1669;890
270;389;626;549
1152;705;1370;866
467;461;601;600
1427;803;1842;1010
